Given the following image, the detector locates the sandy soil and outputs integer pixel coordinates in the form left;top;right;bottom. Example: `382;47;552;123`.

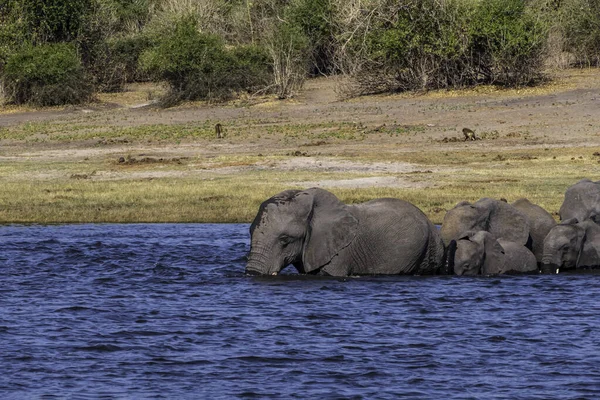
1;69;600;188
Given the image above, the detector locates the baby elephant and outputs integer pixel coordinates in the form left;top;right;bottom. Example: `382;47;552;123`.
541;219;600;274
447;231;538;275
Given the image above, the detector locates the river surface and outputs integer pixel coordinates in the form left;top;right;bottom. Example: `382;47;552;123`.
1;224;599;399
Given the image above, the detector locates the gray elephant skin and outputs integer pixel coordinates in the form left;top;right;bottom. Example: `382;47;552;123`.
246;188;444;276
440;198;530;247
511;198;556;263
559;179;600;223
541;219;600;274
447;231;538;276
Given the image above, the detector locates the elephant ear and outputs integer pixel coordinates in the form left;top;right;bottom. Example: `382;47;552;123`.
487;199;530;246
302;188;358;273
577;221;600;268
471;231;505;275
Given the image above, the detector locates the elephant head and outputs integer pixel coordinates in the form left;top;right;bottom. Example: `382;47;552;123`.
447;231;505;275
541;219;600;274
246;188;358;275
559;179;600;223
511;198;556;263
441;198;530;247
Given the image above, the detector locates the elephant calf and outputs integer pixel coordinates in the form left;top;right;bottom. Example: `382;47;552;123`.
440;198;531;247
447;231;538;276
541;219;600;274
246;188;444;276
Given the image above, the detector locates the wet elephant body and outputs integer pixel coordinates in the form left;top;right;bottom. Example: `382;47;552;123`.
246;188;444;276
447;231;538;276
440;198;530;247
541;219;600;273
559;179;600;223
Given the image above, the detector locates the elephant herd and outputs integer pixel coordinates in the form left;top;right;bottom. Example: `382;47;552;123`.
245;179;600;277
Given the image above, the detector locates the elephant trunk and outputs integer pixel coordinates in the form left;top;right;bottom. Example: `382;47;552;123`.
540;262;560;274
246;245;279;275
444;240;457;275
541;253;561;274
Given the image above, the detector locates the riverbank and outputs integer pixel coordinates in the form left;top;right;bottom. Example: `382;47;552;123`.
1;69;599;224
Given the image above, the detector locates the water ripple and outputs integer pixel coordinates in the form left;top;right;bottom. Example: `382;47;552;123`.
0;224;599;398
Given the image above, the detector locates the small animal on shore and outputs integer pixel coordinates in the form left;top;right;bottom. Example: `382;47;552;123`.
215;123;224;139
462;128;478;141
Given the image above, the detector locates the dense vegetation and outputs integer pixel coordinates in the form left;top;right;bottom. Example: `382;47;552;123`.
0;0;599;106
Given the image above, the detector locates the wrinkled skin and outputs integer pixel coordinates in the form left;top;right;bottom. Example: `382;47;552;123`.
559;179;600;223
440;198;530;247
511;198;556;263
541;219;600;274
246;188;444;276
448;231;538;276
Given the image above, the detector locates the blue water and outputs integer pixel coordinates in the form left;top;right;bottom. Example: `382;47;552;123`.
1;224;599;399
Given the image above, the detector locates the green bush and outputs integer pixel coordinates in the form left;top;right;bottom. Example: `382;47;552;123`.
140;17;272;104
470;0;548;86
21;0;92;43
229;44;273;92
286;0;336;75
560;0;600;66
342;0;548;95
3;42;92;106
348;0;473;93
89;35;153;92
265;21;310;98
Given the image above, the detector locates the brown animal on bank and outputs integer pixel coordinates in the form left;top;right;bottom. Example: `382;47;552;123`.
462;128;477;141
215;123;224;139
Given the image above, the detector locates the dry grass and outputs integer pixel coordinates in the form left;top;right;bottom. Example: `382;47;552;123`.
0;145;596;224
2;69;599;224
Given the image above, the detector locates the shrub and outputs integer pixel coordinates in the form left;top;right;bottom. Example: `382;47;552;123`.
339;0;548;96
89;35;153;92
264;21;310;98
470;0;548;86
229;44;273;92
21;0;92;43
341;0;474;95
560;0;600;66
140;17;272;104
286;0;337;75
3;42;92;106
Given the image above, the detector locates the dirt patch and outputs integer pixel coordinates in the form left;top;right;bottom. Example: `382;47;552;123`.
275;157;423;173
2;69;600;189
293;176;433;189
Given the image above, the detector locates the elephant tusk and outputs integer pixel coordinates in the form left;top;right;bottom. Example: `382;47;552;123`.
271;272;278;276
556;268;560;274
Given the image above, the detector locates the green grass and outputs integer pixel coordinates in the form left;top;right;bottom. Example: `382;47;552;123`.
0;145;597;224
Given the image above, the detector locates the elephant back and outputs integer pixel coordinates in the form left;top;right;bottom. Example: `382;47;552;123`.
351;198;443;275
441;198;530;247
559;179;600;223
497;239;538;274
511;198;556;262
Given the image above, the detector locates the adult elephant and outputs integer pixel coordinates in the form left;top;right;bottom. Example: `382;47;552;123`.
511;198;556;263
246;188;444;276
447;231;538;276
559;179;600;223
541;219;600;274
440;198;530;247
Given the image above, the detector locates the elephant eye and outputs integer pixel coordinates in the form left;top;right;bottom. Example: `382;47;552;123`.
279;235;293;245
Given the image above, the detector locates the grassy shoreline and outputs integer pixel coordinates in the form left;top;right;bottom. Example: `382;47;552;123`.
2;71;600;224
1;146;597;225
